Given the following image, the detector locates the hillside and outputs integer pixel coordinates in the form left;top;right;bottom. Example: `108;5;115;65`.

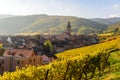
0;14;108;35
0;15;42;35
90;17;120;25
0;37;120;80
104;21;120;34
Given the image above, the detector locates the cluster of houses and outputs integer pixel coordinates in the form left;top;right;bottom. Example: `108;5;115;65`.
0;22;99;74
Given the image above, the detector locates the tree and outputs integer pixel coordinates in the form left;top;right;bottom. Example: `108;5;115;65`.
0;44;3;49
43;40;53;53
0;44;5;56
114;28;119;35
37;35;40;40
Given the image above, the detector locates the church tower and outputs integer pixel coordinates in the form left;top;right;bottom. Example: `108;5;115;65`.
67;21;71;34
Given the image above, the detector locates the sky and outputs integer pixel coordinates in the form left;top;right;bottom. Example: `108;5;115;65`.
0;0;120;18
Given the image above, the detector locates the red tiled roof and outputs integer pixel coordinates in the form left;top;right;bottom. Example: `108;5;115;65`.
3;49;33;57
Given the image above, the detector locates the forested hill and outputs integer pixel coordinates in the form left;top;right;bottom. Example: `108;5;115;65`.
104;21;120;34
0;14;108;35
90;17;120;25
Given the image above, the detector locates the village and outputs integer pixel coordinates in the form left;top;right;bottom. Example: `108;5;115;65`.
0;22;99;74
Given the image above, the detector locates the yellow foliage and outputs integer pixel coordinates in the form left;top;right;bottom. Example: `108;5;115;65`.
0;37;120;80
0;44;3;49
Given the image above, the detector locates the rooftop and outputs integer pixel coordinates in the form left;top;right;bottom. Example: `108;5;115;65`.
3;49;34;57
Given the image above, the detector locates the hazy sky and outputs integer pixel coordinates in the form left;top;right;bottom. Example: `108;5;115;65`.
0;0;120;18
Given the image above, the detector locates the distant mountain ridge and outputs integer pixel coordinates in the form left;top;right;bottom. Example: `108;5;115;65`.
90;17;120;25
0;14;14;19
0;14;108;35
22;16;109;35
0;14;120;35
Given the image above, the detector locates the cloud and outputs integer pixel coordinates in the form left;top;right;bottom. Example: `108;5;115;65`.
113;4;119;8
113;3;120;8
108;14;120;18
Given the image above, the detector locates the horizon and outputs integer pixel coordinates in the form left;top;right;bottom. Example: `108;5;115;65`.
0;14;120;19
0;0;120;18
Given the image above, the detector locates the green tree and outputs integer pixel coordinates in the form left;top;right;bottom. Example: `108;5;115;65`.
0;44;3;49
43;40;53;53
37;35;40;40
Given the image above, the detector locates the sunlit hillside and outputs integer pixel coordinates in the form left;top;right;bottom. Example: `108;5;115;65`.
105;21;120;35
0;15;108;35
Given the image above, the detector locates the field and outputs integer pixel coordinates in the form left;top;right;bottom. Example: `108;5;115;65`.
0;36;120;80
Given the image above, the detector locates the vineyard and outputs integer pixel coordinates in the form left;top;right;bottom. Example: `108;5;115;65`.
0;37;120;80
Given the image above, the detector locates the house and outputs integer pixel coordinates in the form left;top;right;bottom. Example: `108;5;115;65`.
0;49;42;74
0;57;6;74
32;46;57;64
41;53;57;64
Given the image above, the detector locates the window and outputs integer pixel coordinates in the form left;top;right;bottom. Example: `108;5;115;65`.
8;52;11;55
2;60;4;64
0;63;1;67
19;54;24;57
34;59;35;62
11;52;16;55
17;61;20;64
30;59;32;62
21;61;23;64
32;53;34;56
2;67;4;70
